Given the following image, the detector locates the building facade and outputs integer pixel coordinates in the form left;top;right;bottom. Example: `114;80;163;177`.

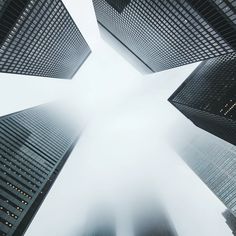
0;104;78;236
92;0;236;73
222;210;236;236
0;0;91;79
169;52;236;145
175;131;236;217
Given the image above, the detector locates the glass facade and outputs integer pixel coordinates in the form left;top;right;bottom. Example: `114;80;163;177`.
176;132;236;217
0;0;91;79
104;0;131;13
0;104;78;236
169;52;236;145
92;0;236;72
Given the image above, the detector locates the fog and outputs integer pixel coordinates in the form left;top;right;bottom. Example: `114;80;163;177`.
0;1;233;236
24;50;231;235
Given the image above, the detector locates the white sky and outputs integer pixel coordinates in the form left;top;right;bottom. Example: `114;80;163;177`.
0;1;232;236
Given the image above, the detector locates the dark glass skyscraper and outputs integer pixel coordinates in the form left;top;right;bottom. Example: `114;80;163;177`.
92;0;236;73
169;52;236;145
174;130;236;218
0;104;78;236
0;0;91;79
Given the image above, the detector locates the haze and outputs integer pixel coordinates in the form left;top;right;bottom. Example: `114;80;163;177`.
0;1;232;236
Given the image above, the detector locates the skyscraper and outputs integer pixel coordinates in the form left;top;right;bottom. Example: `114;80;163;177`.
133;201;178;236
82;223;116;236
82;212;116;236
174;130;236;217
222;210;236;236
92;0;236;73
168;52;236;145
0;0;91;79
0;104;79;236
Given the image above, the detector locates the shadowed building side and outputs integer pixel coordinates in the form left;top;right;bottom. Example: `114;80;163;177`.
169;52;236;145
0;104;79;236
98;24;153;74
92;0;236;73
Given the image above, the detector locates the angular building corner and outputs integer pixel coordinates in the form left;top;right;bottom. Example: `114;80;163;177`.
92;0;236;73
0;0;91;79
0;103;79;236
169;52;236;146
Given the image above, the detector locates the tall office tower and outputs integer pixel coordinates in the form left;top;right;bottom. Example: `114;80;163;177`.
82;224;116;236
223;210;236;236
174;130;236;217
92;0;236;73
168;52;236;146
133;201;178;236
82;210;116;236
0;104;78;236
0;0;91;79
82;220;116;236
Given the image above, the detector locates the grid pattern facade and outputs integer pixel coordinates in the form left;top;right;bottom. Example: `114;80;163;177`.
0;0;9;13
93;0;236;72
0;105;78;236
0;0;91;79
169;53;236;145
214;0;236;23
178;133;236;217
105;0;131;13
